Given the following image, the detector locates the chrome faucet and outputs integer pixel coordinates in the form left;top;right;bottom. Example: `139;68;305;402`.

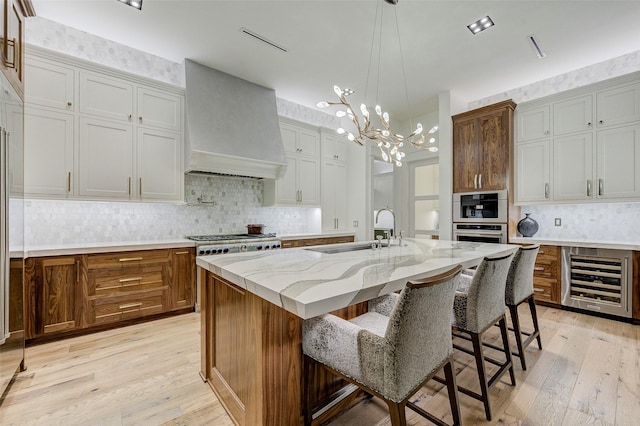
375;207;396;245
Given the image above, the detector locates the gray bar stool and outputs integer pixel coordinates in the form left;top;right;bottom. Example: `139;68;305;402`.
450;253;515;421
302;265;463;426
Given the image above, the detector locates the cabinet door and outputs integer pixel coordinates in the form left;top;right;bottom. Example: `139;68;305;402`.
5;0;25;94
517;105;550;142
274;155;298;205
553;95;593;136
453;116;478;192
78;117;134;199
79;71;134;122
321;160;337;231
298;128;320;157
553;133;593;201
322;134;348;162
298;156;320;206
478;109;508;190
515;140;550;204
34;257;83;336
137;128;182;201
171;249;194;310
137;87;182;132
596;125;640;199
280;123;297;154
24;107;74;196
333;162;348;230
25;58;75;111
596;83;640;128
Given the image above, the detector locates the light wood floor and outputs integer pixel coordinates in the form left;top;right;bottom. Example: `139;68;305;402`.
1;306;638;425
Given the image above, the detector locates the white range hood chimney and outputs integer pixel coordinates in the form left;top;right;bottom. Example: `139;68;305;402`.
184;59;287;179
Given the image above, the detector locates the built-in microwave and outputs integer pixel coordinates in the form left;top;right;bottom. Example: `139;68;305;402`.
453;190;508;223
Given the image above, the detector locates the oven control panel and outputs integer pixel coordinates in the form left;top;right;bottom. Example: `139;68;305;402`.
198;241;281;256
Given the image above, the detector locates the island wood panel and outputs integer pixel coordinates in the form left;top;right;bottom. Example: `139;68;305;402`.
633;251;639;321
201;271;368;426
532;245;561;306
281;235;355;249
170;248;195;309
9;259;24;333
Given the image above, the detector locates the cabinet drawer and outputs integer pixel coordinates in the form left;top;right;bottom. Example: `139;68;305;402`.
533;278;554;302
89;264;165;296
90;290;165;325
87;249;170;269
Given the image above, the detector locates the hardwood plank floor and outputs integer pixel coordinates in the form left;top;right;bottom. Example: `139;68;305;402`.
0;306;638;425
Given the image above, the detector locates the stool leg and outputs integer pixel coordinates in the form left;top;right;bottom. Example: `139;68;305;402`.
509;303;527;370
471;332;492;421
387;401;407;426
528;296;543;350
499;317;516;386
444;357;462;426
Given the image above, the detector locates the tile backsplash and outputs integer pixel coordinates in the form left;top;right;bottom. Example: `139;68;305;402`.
24;174;320;246
517;203;640;242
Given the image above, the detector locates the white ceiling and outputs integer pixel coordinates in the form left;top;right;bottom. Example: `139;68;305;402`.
30;0;640;119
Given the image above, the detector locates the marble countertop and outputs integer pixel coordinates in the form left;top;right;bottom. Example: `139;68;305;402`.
280;232;356;240
24;239;195;258
196;238;519;319
509;237;640;251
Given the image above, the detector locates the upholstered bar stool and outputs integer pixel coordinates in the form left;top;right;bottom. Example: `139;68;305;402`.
504;245;542;370
450;253;515;421
302;265;463;426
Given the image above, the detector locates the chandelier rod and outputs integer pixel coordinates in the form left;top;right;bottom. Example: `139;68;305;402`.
364;0;381;104
393;4;413;131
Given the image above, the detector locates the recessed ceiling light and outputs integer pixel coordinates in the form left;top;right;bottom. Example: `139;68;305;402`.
467;16;494;35
117;0;143;10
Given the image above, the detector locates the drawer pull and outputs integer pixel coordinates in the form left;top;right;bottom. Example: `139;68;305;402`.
533;288;545;293
538;250;545;254
119;277;142;283
119;302;142;310
174;251;190;255
119;257;143;262
534;267;545;271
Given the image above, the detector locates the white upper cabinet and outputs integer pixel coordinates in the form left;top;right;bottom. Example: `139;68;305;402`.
595;125;640;199
24;107;74;196
596;82;640;128
137;128;183;200
78;116;134;199
515;139;550;204
517;105;550;142
515;72;640;204
553;133;593;201
25;57;74;111
321;131;349;162
137;87;182;132
79;71;134;122
24;47;185;202
281;122;320;157
553;95;593;136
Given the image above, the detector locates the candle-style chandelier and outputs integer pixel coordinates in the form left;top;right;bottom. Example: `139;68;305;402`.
316;0;438;167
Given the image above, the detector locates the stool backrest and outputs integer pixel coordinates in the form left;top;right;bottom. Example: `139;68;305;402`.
464;253;515;333
505;245;540;305
381;265;462;402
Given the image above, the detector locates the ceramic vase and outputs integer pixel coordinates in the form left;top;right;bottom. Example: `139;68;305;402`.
517;213;539;237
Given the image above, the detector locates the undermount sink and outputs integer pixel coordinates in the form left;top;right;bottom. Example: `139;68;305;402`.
304;242;375;254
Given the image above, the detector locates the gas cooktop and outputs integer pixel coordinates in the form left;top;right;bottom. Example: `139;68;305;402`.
186;233;277;242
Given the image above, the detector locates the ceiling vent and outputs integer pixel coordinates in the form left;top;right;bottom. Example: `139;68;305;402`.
240;28;288;53
528;34;546;58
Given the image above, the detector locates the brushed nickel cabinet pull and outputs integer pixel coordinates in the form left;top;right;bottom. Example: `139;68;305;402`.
534;267;545;271
5;38;16;69
128;114;132;120
479;174;482;188
119;302;142;310
299;190;303;203
544;183;549;199
533;288;544;293
139;177;142;196
67;172;71;192
586;179;592;197
119;277;142;283
175;251;189;255
119;257;143;262
474;174;478;189
139;116;143;122
76;260;80;282
128;177;131;195
67;101;72;107
598;179;603;196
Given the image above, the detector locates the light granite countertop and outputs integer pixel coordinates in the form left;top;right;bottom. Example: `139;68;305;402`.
24;239;195;258
196;238;519;319
279;232;356;240
509;237;640;251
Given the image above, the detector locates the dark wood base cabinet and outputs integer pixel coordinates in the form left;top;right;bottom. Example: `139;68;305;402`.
200;269;366;426
532;245;562;306
25;247;195;343
633;251;640;322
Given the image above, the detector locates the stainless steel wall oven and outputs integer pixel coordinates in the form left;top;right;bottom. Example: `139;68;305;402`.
453;190;508;243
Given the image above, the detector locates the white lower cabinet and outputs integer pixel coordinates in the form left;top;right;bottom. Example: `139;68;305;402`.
322;160;348;231
553;133;593;201
24;107;74;196
137;128;183;201
596;125;640;199
78;117;134;199
515;139;550;204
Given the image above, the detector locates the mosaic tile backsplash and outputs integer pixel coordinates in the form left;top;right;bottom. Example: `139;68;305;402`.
517;203;640;242
24;174;319;246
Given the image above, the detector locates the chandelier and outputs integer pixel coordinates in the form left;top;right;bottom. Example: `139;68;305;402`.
316;0;438;167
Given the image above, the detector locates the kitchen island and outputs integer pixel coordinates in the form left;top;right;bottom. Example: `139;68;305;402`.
197;239;518;426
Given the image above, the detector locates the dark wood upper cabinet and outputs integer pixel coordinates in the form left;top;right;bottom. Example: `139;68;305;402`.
2;0;35;99
453;100;516;193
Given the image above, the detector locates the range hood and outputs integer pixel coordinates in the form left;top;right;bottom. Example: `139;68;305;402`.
184;59;287;179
